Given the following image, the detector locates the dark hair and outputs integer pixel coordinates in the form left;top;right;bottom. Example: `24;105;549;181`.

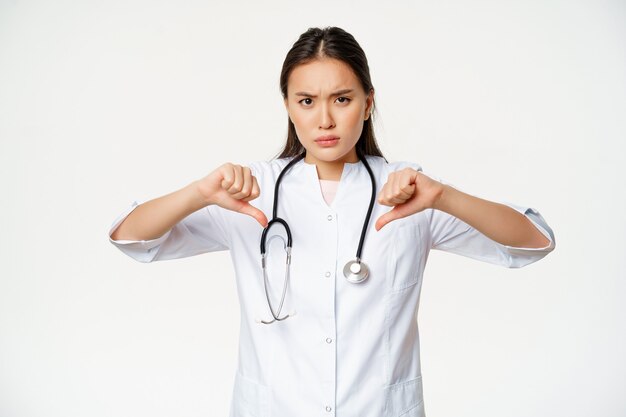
273;26;386;162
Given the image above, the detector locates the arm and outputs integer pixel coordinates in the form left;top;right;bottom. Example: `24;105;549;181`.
432;184;550;249
110;180;208;242
111;160;268;242
376;164;555;268
108;162;267;263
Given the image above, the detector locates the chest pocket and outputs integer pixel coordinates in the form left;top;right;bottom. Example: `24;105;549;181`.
387;222;424;292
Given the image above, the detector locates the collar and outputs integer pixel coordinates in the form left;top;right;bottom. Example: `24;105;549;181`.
290;156;365;183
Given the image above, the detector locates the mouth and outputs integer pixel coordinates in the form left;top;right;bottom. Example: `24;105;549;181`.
315;135;340;145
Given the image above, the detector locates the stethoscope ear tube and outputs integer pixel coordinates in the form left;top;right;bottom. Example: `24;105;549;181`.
260;235;292;324
260;221;293;324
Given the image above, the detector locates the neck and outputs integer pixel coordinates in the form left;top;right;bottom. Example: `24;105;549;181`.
316;164;343;181
304;150;359;181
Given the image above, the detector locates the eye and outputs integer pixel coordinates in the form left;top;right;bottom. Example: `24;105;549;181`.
336;97;351;104
298;98;313;106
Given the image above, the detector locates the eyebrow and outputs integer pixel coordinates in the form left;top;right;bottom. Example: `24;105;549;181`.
294;88;354;98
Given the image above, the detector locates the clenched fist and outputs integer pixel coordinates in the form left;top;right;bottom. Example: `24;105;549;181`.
375;168;444;231
195;163;268;228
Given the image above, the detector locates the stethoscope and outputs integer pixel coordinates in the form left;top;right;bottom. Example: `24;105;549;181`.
258;148;376;324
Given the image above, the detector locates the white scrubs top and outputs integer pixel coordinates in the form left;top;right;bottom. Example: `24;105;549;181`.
108;155;556;417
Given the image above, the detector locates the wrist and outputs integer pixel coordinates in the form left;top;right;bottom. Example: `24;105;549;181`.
431;183;451;212
186;180;213;211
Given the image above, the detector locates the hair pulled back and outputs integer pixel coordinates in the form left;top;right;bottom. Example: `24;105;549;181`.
275;26;385;161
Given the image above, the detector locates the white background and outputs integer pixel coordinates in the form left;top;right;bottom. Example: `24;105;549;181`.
1;0;624;416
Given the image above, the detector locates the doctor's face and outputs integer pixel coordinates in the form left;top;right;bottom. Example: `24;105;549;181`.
283;58;374;166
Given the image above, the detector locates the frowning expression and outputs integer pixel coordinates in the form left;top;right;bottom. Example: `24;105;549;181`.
283;58;374;165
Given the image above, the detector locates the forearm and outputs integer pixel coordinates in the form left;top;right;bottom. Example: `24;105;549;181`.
110;180;209;241
432;184;550;248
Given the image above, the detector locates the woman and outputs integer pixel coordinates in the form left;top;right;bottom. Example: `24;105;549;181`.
109;26;555;417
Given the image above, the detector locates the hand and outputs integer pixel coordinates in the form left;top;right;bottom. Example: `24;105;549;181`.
195;163;268;228
375;168;444;231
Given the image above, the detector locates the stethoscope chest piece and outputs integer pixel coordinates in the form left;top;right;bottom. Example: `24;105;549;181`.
343;259;369;283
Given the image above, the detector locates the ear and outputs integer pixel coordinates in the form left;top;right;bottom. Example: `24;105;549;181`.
364;89;374;120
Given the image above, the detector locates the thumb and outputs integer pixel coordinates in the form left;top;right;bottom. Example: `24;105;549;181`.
237;202;269;228
375;207;403;231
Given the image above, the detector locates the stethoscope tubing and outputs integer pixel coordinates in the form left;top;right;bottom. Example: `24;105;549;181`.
259;149;376;323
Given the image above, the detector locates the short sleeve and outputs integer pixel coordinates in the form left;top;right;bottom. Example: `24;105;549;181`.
428;180;556;268
108;200;230;263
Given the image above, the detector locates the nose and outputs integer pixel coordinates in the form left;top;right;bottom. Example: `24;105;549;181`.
318;103;335;129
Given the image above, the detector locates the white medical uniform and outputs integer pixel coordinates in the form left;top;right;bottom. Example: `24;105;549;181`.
108;155;555;417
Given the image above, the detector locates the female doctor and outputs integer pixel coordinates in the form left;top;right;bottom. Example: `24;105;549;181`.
109;26;555;417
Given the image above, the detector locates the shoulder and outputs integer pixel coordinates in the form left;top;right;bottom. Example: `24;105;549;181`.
241;157;293;178
375;157;423;175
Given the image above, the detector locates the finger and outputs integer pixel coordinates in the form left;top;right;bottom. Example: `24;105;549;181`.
232;166;253;200
379;187;407;206
375;209;400;231
227;165;244;194
251;176;260;198
375;205;413;231
396;177;415;199
238;201;269;228
377;182;394;206
388;196;408;205
377;171;393;205
390;171;399;197
380;172;401;205
389;183;415;204
220;164;235;190
241;174;260;202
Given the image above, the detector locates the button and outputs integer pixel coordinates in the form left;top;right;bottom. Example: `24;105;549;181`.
327;214;333;221
326;337;333;343
325;406;332;412
325;271;331;277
